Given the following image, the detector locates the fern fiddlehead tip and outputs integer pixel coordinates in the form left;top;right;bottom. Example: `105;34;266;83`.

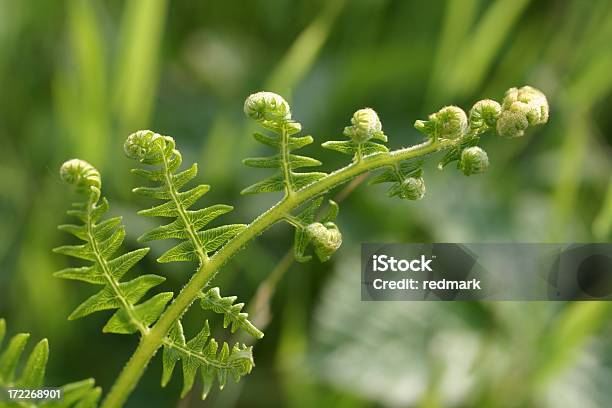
305;222;342;262
399;177;426;200
414;105;468;140
469;99;502;133
459;146;489;176
343;107;384;144
60;159;101;196
244;91;292;123
124;130;171;164
497;86;549;138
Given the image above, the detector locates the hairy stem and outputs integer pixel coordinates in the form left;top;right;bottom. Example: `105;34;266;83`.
86;197;146;335
279;125;294;196
101;137;456;407
161;150;208;264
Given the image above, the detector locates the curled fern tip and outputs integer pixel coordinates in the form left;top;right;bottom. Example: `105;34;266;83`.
415;105;468;140
305;222;342;262
459;146;489;176
469;99;502;133
60;159;101;195
125;130;170;164
497;86;549;138
244;91;291;123
343;108;384;144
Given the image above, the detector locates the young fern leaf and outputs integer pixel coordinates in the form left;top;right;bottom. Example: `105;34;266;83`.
0;318;101;407
125;130;245;265
291;198;341;262
323;108;388;162
53;159;171;334
369;161;426;200
199;288;263;339
242;92;326;195
161;320;254;400
124;131;261;400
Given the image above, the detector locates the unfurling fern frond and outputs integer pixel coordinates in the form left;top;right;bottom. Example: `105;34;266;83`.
125;131;245;266
54;159;171;334
290;197;341;262
0;318;101;407
322;108;388;162
242;92;327;195
161;320;254;400
199;288;263;339
369;160;426;200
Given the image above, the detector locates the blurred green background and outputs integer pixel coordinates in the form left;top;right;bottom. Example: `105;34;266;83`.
1;0;612;406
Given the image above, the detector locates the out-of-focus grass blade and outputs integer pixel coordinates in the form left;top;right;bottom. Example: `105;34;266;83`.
113;0;168;133
205;0;346;186
426;0;479;107
439;0;531;101
265;0;346;95
550;51;612;240
532;302;611;387
565;0;612;70
56;0;109;164
593;177;612;240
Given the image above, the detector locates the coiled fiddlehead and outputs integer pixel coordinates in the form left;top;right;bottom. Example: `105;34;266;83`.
54;159;171;334
496;86;549;138
414;105;468;141
459;146;489;176
0;318;101;407
291;197;341;262
323;107;389;162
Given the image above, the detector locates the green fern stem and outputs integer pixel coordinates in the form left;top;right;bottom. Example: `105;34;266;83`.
279;124;294;196
83;201;147;335
161;339;238;372
356;143;363;162
87;210;149;335
78;192;148;336
101;137;457;408
283;214;306;228
160;148;209;264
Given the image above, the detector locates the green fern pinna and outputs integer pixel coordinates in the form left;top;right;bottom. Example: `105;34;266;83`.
1;86;548;407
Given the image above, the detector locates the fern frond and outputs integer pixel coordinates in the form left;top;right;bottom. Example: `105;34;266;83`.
242;92;326;195
436;133;480;170
369;160;426;200
125;131;245;266
291;197;341;262
0;318;101;407
54;159;170;335
160;320;254;400
322;107;388;162
199;288;263;339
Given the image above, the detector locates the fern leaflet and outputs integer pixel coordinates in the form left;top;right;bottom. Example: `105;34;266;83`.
199;288;263;339
161;320;254;400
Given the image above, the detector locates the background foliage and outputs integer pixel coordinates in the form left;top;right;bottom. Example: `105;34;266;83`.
0;0;611;406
